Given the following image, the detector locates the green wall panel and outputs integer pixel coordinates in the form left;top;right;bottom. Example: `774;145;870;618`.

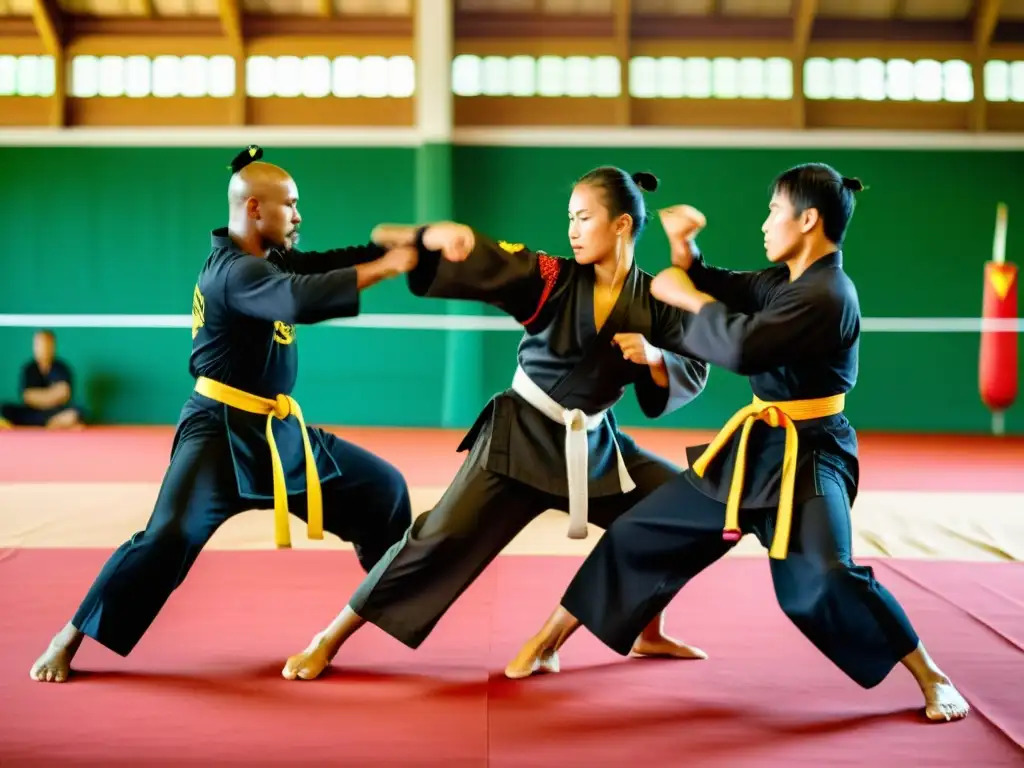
1;144;1021;435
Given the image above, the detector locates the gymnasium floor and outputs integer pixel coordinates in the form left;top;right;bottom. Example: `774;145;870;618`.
1;426;1023;766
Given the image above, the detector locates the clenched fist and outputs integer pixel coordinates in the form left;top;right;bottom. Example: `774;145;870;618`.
422;223;475;262
370;222;476;263
612;333;663;367
658;205;706;271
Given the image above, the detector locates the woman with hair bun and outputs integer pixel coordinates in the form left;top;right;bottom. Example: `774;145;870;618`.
282;166;714;680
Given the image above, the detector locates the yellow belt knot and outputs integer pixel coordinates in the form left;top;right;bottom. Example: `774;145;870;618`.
272;394;293;419
691;393;845;560
194;376;323;549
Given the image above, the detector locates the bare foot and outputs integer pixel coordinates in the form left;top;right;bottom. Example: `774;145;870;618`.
30;645;73;682
900;642;968;722
631;633;708;660
282;606;369;681
505;606;581;680
922;678;970;722
504;642;560;680
30;623;84;683
282;632;338;681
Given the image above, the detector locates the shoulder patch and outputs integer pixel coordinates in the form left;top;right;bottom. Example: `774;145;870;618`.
499;240;525;254
522;254;563;328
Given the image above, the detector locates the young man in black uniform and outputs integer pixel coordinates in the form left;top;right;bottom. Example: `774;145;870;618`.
30;146;417;683
504;163;970;723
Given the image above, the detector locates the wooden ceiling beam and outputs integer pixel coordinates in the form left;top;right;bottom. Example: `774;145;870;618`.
613;0;631;125
631;14;790;38
218;0;242;44
456;12;613;37
14;12;1003;48
60;16;224;36
970;0;1002;131
30;0;61;55
973;0;1001;49
793;0;817;54
30;0;64;126
791;0;817;128
244;15;410;35
0;18;38;36
217;0;244;124
48;14;410;38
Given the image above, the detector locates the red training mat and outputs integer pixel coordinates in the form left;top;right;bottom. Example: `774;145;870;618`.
0;550;1020;766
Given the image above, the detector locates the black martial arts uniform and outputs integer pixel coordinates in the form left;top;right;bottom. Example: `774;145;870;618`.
71;228;412;657
1;359;84;426
561;249;921;689
348;229;709;649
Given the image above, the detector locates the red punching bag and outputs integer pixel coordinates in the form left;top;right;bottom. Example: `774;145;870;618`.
979;203;1018;435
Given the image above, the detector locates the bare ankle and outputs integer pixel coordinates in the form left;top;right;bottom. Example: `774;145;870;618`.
901;643;950;687
548;609;581;651
318;607;366;650
54;623;84;652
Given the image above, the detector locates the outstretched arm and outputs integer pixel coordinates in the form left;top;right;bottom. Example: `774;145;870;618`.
372;222;571;328
274;243;386;275
653;267;847;376
224;248;416;325
685;246;778;314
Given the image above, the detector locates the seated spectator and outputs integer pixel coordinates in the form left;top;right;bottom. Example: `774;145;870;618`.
0;330;84;430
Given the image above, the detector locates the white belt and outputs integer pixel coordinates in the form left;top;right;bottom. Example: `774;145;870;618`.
511;365;635;539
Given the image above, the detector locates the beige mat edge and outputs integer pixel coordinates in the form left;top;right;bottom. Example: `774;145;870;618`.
3;483;1023;562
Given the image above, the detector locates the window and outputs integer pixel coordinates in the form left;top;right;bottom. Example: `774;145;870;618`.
70;55;235;98
452;54;621;98
804;57;974;103
246;55;415;98
856;58;886;101
0;55;55;96
627;56;792;100
984;60;1024;102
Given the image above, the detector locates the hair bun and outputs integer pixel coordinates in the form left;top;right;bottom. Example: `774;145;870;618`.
229;144;263;174
631;171;659;193
841;176;864;192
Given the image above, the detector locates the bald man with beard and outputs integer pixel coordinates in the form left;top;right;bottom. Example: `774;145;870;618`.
30;146;417;683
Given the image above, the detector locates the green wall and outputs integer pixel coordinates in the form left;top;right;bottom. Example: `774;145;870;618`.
2;145;1021;434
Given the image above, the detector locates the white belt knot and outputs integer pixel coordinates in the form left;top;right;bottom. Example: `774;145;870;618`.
511;365;635;539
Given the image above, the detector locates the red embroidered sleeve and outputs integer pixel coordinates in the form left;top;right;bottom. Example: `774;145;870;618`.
521;253;561;327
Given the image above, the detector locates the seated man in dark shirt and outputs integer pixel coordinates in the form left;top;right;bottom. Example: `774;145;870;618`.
0;329;84;430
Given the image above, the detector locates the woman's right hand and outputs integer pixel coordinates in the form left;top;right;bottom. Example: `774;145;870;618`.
422;223;475;262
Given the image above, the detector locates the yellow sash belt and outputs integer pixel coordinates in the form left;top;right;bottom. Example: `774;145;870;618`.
194;376;323;549
690;393;845;560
